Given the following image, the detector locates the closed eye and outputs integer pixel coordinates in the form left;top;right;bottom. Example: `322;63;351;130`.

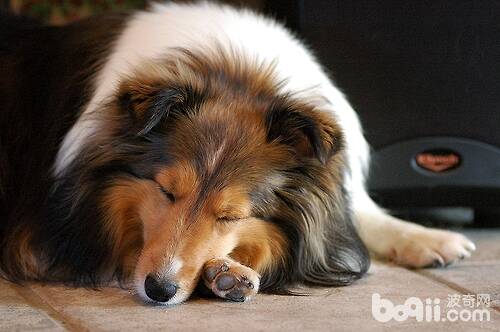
216;216;243;223
158;186;175;203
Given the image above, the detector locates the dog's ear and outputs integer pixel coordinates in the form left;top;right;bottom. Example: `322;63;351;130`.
266;101;344;163
118;81;184;136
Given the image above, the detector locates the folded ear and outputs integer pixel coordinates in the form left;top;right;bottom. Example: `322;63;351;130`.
118;81;184;136
266;101;344;164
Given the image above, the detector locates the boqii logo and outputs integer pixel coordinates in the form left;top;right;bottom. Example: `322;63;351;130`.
372;293;492;322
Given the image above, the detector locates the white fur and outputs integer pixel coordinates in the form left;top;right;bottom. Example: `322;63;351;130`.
161;257;183;278
56;2;475;274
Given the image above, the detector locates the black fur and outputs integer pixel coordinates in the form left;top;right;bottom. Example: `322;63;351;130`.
0;12;128;280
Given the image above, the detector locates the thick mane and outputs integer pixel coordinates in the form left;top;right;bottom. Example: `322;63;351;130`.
120;46;283;104
256;155;370;291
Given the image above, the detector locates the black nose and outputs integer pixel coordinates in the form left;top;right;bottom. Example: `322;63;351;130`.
144;274;177;302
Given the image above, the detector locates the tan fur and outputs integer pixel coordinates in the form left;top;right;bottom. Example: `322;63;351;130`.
5;228;42;279
101;154;288;297
232;218;288;274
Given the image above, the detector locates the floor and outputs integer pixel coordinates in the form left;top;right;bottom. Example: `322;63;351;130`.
1;229;499;332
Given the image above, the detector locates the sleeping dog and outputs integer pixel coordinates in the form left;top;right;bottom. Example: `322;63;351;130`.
0;2;475;305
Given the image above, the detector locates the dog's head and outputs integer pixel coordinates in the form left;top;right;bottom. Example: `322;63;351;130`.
47;50;369;305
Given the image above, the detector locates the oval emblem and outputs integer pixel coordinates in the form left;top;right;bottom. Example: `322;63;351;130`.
415;149;461;173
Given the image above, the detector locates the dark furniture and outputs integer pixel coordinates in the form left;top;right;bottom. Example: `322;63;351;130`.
268;1;500;225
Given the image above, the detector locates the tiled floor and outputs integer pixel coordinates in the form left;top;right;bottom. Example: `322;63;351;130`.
1;229;499;331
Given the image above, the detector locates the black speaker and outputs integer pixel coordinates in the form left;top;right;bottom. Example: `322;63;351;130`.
268;0;500;225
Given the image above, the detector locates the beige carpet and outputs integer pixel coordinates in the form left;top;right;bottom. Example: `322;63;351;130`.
1;229;499;331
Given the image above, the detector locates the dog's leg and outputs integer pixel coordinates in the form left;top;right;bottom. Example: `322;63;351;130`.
335;101;476;267
353;189;476;267
202;219;287;302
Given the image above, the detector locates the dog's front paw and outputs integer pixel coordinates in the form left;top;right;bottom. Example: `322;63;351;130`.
389;228;476;268
202;258;260;302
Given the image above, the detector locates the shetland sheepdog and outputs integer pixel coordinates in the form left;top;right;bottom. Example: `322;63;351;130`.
0;3;475;305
